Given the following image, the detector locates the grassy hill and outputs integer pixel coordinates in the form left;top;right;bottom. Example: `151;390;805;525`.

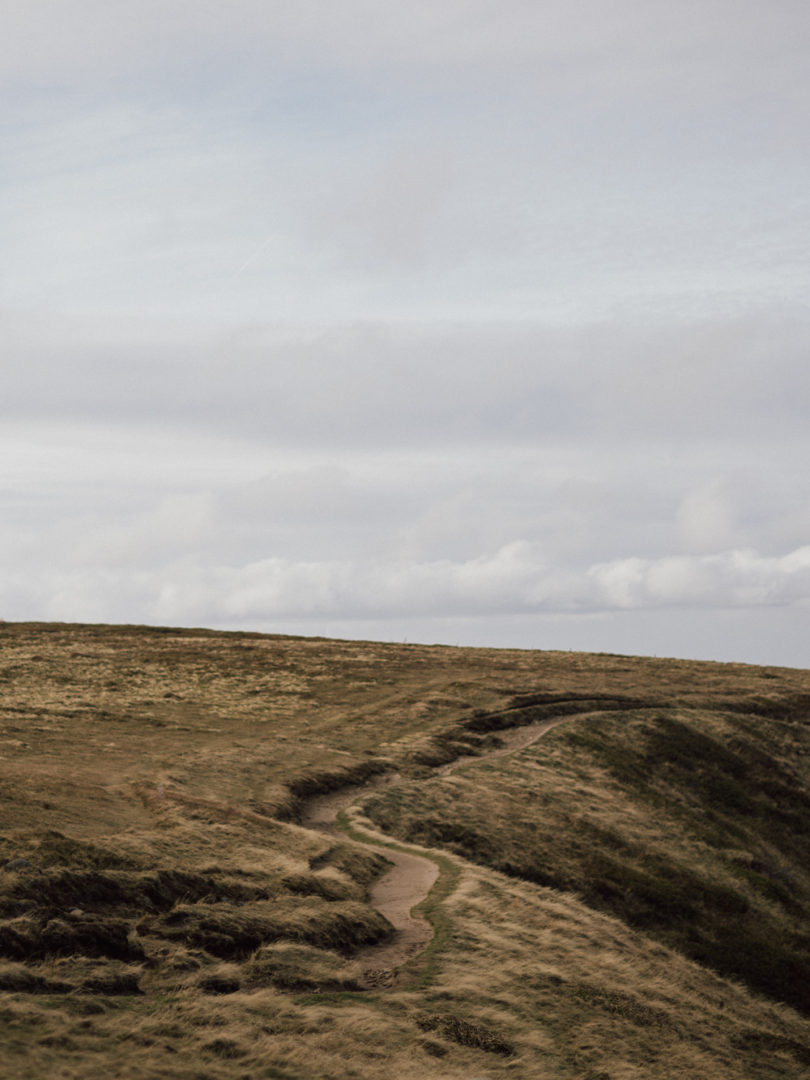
1;621;810;1078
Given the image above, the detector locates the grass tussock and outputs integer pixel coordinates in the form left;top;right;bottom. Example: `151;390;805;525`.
0;961;71;994
0;865;272;918
319;843;392;888
141;898;392;959
0;913;144;961
244;943;362;992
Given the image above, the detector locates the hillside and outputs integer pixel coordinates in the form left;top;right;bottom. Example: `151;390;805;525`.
1;621;810;1079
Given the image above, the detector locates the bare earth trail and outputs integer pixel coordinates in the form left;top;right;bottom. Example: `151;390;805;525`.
299;715;575;986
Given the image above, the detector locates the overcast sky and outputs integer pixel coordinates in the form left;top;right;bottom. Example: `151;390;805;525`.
3;1;809;667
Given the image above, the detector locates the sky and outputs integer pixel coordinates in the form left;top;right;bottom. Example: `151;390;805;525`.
2;1;810;668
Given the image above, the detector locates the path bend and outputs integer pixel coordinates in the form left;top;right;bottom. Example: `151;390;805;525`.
299;714;577;986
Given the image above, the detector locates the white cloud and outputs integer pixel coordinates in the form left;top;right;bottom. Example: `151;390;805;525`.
588;548;810;610
5;542;810;630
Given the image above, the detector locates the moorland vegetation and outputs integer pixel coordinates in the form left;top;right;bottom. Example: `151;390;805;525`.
1;621;810;1079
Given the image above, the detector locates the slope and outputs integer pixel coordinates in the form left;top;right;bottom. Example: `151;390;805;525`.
0;621;809;1079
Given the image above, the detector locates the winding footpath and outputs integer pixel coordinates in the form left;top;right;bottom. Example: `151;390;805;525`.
300;715;575;987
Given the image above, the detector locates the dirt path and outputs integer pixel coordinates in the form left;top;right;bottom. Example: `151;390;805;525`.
300;715;574;986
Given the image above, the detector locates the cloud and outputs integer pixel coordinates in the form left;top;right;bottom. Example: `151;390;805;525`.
214;544;810;619
5;542;810;629
4;1;808;100
588;548;810;610
4;313;809;450
5;1;809;328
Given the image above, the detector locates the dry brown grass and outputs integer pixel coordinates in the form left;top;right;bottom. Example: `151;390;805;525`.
2;620;810;1078
364;698;810;1016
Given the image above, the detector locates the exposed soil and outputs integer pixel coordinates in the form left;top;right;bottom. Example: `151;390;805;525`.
300;716;574;985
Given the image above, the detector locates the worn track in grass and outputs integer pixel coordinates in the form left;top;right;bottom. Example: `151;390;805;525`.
300;714;578;986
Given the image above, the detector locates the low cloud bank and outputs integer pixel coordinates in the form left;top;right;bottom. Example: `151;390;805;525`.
5;543;809;628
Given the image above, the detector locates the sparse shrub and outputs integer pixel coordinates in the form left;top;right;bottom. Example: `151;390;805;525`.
574;983;675;1029
415;1011;514;1055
